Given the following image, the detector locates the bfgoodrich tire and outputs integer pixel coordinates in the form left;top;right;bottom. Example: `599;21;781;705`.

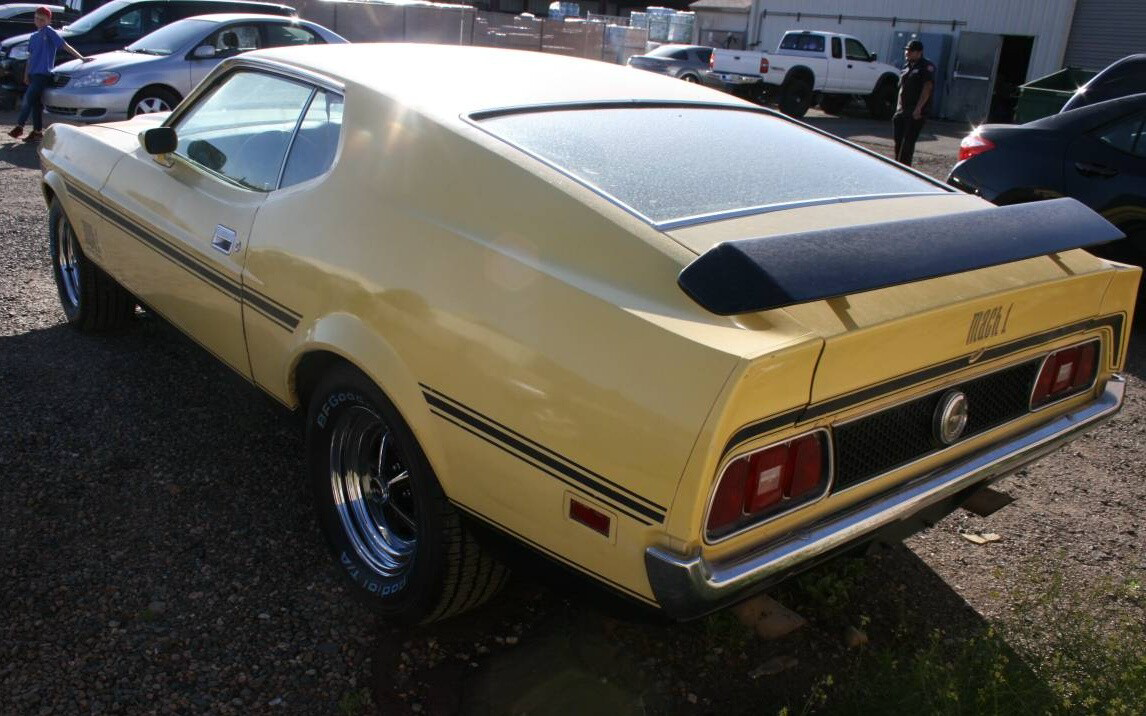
866;79;898;120
779;79;812;117
48;198;135;332
307;364;508;623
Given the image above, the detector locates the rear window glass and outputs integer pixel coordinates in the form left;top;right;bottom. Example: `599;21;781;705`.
780;33;824;52
478;107;942;225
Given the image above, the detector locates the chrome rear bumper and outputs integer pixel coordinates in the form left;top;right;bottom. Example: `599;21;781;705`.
646;375;1126;620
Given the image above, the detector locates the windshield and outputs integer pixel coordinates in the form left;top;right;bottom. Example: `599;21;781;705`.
126;18;213;55
65;0;129;33
479;106;943;226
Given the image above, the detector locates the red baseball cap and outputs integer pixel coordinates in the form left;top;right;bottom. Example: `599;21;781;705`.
36;5;53;18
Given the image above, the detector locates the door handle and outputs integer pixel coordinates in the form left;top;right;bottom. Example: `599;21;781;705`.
211;225;240;254
1074;161;1118;178
847;64;853;68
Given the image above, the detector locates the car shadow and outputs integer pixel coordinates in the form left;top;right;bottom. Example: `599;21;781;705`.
1;315;1142;713
0;139;41;170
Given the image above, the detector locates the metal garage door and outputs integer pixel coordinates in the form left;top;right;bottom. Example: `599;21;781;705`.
1064;0;1146;71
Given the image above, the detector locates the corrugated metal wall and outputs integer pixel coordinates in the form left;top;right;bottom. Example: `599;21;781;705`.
747;0;1077;81
1064;0;1146;71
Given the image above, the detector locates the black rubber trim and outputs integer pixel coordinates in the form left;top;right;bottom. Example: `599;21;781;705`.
451;500;657;606
421;384;667;525
720;313;1125;457
678;197;1125;315
64;180;301;332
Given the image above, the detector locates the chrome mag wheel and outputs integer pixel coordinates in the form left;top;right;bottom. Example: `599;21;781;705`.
55;212;81;310
328;405;418;577
134;97;171;115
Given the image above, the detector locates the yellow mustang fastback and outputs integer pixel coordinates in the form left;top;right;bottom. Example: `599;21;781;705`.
39;44;1139;623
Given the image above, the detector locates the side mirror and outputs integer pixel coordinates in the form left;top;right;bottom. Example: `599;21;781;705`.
192;45;216;59
140;126;177;155
869;52;877;62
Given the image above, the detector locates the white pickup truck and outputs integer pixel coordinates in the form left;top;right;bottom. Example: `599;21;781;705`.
703;30;901;119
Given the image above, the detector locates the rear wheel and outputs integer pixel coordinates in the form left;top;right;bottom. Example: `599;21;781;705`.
680;73;700;83
819;94;849;115
779;79;812;117
866;79;897;120
49;198;135;332
307;365;508;623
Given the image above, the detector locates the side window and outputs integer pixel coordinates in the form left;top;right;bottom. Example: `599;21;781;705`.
108;5;164;41
12;11;37;20
831;36;841;59
1096;112;1146;157
263;23;322;47
668;49;689;61
845;38;869;61
280;91;343;188
173;71;314;191
210;24;260;56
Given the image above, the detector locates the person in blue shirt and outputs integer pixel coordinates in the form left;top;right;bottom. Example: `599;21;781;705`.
7;6;90;143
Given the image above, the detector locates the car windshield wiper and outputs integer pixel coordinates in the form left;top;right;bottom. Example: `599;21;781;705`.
131;48;166;55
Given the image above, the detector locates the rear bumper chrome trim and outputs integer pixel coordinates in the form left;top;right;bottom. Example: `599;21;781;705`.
646;375;1126;620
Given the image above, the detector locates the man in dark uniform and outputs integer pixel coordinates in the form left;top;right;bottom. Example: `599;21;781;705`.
893;39;935;167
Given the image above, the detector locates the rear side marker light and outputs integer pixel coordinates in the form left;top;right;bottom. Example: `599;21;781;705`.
569;498;611;537
706;430;831;540
1030;340;1099;409
958;133;995;161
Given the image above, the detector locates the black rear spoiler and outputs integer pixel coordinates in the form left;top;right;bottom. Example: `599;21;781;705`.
677;198;1124;315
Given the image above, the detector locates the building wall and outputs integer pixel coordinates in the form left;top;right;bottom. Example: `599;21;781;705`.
695;9;749;34
1064;0;1146;71
746;0;1078;82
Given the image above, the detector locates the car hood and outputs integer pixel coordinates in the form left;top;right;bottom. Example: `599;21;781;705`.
54;50;163;74
2;27;78;49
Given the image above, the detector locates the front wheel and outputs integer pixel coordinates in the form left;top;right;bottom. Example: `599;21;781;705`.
129;87;180;117
307;365;508;623
48;198;135;331
779;79;812;117
866;80;897;120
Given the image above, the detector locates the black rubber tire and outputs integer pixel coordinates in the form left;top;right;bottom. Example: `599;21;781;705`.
680;73;700;83
48;198;135;332
128;86;180;118
866;79;898;120
306;364;508;623
779;79;813;118
819;94;849;115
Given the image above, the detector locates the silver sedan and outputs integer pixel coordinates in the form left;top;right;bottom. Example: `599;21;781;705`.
43;13;345;122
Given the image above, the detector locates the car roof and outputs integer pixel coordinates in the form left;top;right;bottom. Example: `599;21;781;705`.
246;43;747;118
1030;92;1146;130
179;12;311;23
0;3;64;14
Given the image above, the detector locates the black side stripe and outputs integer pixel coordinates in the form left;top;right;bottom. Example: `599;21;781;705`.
421;385;667;524
451;500;657;606
429;406;656;525
64;181;301;332
722;313;1126;457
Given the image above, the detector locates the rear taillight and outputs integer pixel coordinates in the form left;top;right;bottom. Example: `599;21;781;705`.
706;430;830;540
1030;341;1099;409
759;58;769;74
958;133;995;161
709;53;715;69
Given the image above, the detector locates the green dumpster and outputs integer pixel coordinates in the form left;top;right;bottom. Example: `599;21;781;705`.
1013;68;1098;124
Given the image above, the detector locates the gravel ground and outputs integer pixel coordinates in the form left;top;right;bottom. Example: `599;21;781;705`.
1;108;1143;715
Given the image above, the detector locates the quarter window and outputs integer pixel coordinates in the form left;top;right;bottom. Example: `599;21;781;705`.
173;71;314;191
1096;112;1146;157
280;90;343;188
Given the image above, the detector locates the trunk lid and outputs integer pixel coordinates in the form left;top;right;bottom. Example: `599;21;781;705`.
667;194;1122;407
